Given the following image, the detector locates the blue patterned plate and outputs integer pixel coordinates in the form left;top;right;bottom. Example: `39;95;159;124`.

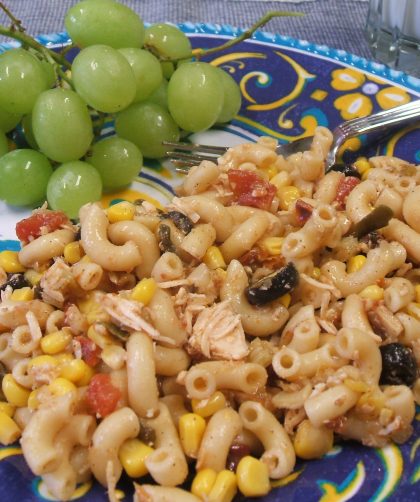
0;24;419;502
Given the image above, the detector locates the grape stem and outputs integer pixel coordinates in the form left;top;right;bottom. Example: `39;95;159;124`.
190;10;304;60
0;1;25;33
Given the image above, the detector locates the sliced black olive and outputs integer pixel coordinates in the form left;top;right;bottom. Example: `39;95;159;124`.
245;262;299;306
380;343;417;386
157;223;175;253
226;443;251;472
139;425;156;447
160;211;193;234
360;230;382;249
0;273;30;292
330;162;361;179
353;205;394;239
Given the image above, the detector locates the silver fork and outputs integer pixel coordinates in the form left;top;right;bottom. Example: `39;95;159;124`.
164;99;420;173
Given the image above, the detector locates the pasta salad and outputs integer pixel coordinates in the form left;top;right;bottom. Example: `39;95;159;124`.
0;126;419;502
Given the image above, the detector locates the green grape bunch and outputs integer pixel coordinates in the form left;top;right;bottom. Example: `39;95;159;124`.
0;0;296;218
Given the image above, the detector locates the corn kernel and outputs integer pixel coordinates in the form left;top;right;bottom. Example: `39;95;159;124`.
24;269;42;286
347;255;367;273
131;278;157;305
191;468;218;499
2;374;30;407
260;237;283;256
119;439;154;478
41;329;73;355
0;251;25;273
48;377;77;397
311;267;321;280
215;268;227;281
10;287;34;302
203;246;227;270
259;164;278;180
361;168;372;181
192;391;227;418
101;345;126;370
354;157;371;175
344;378;369;393
279;293;291;308
64;241;84;264
27;388;42;411
75;362;95;386
0;411;21;445
236;456;270;497
270;171;290;190
179;413;206;458
0;401;15;417
359;284;384;300
208;469;237;502
54;353;74;365
28;355;58;371
87;324;114;349
415;285;420;304
293;419;334;460
277;186;300;210
107;201;135;223
59;358;85;383
404;302;420;320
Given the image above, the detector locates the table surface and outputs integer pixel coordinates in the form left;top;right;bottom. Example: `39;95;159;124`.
0;0;373;60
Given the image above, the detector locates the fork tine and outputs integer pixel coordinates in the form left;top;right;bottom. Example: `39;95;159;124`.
162;141;228;155
165;151;220;164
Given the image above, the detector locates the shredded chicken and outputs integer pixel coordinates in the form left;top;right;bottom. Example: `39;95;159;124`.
173;287;208;335
166;196;200;223
40;258;78;308
187;300;249;360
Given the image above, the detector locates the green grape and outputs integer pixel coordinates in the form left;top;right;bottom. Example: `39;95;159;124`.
32;88;93;162
0;149;52;206
147;79;168;109
215;67;242;123
167;62;224;132
119;48;162;103
144;24;192;59
21;115;39;150
161;61;175;80
0;103;21;133
47;161;102;219
115;102;179;158
39;59;57;88
72;45;136;113
0;48;49;114
0;130;8;157
64;0;145;49
87;136;143;191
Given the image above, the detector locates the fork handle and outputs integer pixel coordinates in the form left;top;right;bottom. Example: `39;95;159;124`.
328;99;420;165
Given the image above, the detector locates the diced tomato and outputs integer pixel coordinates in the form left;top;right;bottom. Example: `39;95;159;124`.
295;199;313;225
334;176;361;210
16;210;70;242
228;169;276;210
86;373;121;417
75;335;102;367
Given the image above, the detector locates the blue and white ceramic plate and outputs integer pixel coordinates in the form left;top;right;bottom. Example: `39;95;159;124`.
0;24;419;502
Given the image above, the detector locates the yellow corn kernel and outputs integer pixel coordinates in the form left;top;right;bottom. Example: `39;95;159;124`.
215;267;227;281
279;293;291;308
10;287;34;302
48;377;77;397
293;419;334;460
260;237;283;256
101;345;126;370
87;324;114;349
64;241;84;264
347;255;367;273
359;284;384;300
270;170;290;190
40;329;73;355
203;246;227;270
404;302;420;320
179;413;206;458
107;201;135;223
311;267;321;280
0;411;21;445
277;186;301;210
24;269;42;286
0;401;15;417
259;164;278;180
192;391;227;418
2;374;30;407
191;468;218;499
28;354;58;371
54;353;74;365
361;168;372;181
0;251;25;273
354;157;371;175
208;469;237;502
119;439;154;478
131;278;157;305
415;285;420;304
236;456;270;497
344;378;369;393
76;362;95;387
27;388;42;411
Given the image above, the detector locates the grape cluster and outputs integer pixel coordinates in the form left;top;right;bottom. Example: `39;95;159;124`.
0;0;241;218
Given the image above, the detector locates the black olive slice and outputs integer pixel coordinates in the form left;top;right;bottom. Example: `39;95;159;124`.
330;162;361;179
379;343;417;387
353;205;394;239
0;273;30;292
165;211;193;234
245;262;299;306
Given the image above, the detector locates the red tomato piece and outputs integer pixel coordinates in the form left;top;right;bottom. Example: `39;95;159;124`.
16;211;70;242
335;176;361;210
228;169;276;210
295;199;313;225
86;374;121;417
75;335;102;367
